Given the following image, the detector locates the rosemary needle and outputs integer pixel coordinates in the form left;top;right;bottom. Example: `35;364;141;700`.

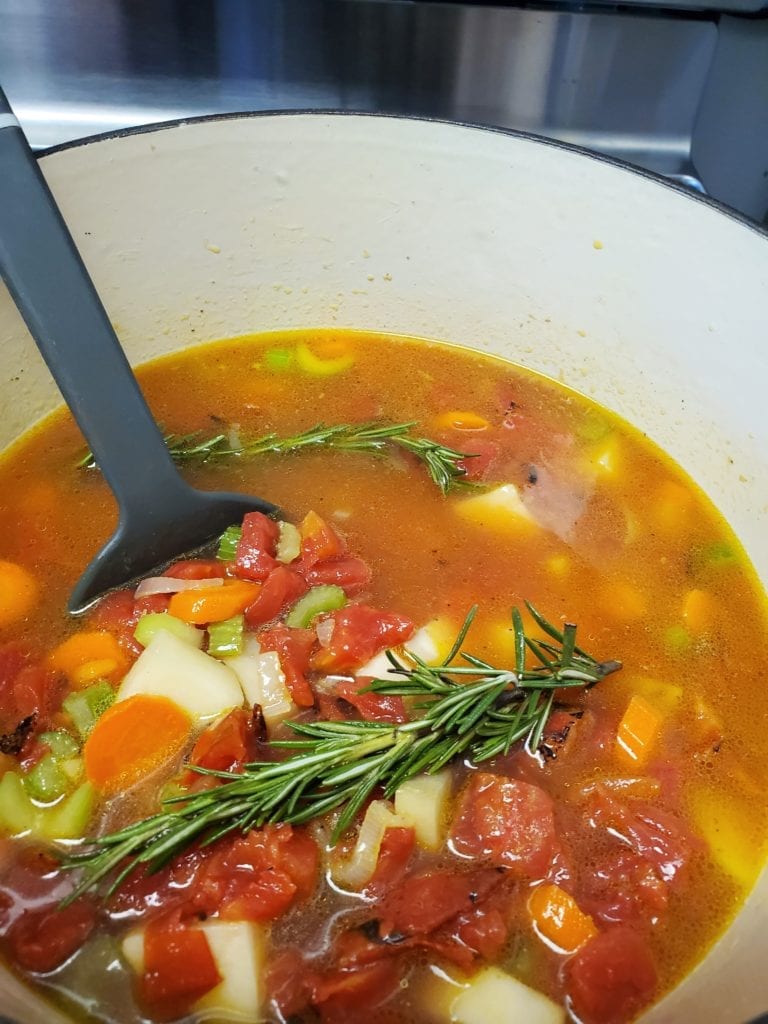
77;421;475;495
60;604;620;904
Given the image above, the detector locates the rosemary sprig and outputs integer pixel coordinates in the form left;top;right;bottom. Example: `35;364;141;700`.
60;604;620;903
77;421;475;495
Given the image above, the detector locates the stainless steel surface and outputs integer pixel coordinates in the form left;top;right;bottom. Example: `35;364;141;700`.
0;0;714;187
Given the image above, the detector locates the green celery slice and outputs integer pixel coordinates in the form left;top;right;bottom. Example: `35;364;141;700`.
285;585;347;629
276;521;301;564
39;729;80;759
207;615;245;658
42;782;95;841
0;771;36;835
24;754;70;803
217;524;242;561
63;680;116;740
134;612;202;649
263;347;295;372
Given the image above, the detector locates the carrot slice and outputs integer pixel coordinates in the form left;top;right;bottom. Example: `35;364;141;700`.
168;581;261;624
528;883;597;953
615;693;662;766
682;588;715;636
84;694;191;794
433;410;489;431
0;561;39;628
48;631;128;687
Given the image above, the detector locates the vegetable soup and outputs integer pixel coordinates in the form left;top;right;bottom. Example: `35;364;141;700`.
0;330;766;1024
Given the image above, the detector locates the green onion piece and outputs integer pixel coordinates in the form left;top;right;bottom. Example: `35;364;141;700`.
207;615;245;658
24;754;71;803
217;524;242;561
276;521;301;564
42;782;95;841
134;612;202;649
39;729;80;760
63;680;115;740
285;585;347;629
264;347;295;373
0;771;35;835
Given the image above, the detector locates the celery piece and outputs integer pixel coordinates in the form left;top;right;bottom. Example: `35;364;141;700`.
276;521;301;564
0;771;36;835
60;757;84;783
263;347;295;373
39;729;80;760
664;625;692;654
217;524;242;561
285;585;347;629
42;782;95;841
701;540;737;569
208;615;245;658
63;680;115;740
24;754;71;803
134;612;203;650
295;340;354;377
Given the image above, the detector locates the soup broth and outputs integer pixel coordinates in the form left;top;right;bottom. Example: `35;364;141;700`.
0;330;766;1024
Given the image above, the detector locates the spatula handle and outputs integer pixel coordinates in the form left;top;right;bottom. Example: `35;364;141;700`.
0;86;186;512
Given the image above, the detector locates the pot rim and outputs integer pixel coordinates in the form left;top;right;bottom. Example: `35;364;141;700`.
36;109;768;243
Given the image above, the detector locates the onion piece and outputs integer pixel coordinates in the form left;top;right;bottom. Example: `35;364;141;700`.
134;576;225;598
315;617;335;647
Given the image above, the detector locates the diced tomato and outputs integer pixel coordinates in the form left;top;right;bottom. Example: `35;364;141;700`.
309;958;402;1022
581;848;668;927
454;902;509;961
0;643;61;739
378;868;500;939
335;677;408;724
0;643;30;722
235;511;280;581
454;437;501;482
220;869;298;922
365;827;415;898
258;624;316;706
88;589;168;658
164;559;225;580
183;708;257;783
450;773;558;878
244;565;308;627
140;916;221;1021
312;606;414;673
6;898;97;973
567;926;657;1024
268;947;311;1017
299;510;346;569
303;555;372;596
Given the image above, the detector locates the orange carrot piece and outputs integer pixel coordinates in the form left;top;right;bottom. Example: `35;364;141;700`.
433;410;490;431
48;630;127;687
598;581;647;623
84;694;191;794
653;480;692;532
528;883;597;953
615;693;662;766
168;581;261;624
682;589;715;636
0;560;39;628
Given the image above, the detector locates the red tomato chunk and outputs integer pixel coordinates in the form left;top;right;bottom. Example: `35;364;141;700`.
567;926;657;1024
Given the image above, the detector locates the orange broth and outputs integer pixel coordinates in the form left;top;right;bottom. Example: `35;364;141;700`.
0;330;766;1024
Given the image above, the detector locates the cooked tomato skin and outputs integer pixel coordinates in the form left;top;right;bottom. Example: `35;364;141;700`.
164;559;225;580
258;624;316;706
303;555;372;595
335;676;408;724
567;925;657;1024
364;827;415;897
6;898;97;973
183;707;258;783
450;772;558;877
244;565;308;626
378;867;500;938
312;606;414;672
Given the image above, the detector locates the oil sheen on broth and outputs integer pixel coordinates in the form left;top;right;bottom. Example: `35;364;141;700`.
0;331;766;1024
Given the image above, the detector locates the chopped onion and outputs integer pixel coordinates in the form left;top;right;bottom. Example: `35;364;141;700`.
315;617;335;647
134;576;225;598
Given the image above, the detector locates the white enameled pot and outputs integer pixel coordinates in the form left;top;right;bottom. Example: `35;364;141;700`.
0;114;766;1024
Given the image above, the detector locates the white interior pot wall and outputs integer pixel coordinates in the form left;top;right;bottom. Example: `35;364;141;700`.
0;114;765;1023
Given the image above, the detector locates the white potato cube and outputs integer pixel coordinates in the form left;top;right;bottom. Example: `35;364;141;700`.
228;637;297;728
455;484;537;532
394;770;452;850
196;920;267;1021
451;967;564;1024
117;630;243;722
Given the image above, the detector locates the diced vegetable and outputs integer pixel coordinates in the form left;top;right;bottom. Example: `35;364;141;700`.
652;480;692;533
455;484;536;532
0;560;39;627
275;521;301;564
168;580;261;625
682;588;715;636
394;770;452;850
623;675;682;714
62;680;116;739
588;435;621;476
450;967;565;1024
84;694;191;795
263;346;295;373
285;585;347;629
296;339;354;376
576;409;612;443
527;883;597;954
615;694;662;766
598;581;646;623
196;920;267;1021
217;524;243;561
134;612;203;650
39;729;80;759
0;770;35;835
24;754;70;803
332;799;407;889
207;615;245;658
696;539;737;570
59;757;84;782
664;625;691;654
47;631;127;687
690;789;756;888
227;638;296;729
354;620;456;680
433;410;489;431
41;782;95;840
116;630;244;721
